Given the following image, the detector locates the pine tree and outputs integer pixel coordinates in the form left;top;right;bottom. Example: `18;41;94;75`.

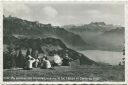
17;49;24;68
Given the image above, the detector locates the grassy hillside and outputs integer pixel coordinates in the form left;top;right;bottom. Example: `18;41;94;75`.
4;65;124;81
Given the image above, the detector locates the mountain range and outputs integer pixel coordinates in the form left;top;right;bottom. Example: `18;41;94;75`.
3;15;124;67
3;16;124;52
3;16;99;66
62;22;125;51
3;16;93;51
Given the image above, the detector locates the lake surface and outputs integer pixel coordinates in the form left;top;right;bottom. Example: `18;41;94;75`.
79;50;124;65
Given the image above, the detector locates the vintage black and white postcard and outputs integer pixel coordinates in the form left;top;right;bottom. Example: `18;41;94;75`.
0;1;127;84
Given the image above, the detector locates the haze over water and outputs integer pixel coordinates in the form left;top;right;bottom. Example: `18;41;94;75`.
79;50;123;65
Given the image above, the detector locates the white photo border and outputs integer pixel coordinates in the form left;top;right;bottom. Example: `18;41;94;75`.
0;0;127;84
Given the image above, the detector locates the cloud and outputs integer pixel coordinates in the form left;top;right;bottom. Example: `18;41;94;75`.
3;3;124;26
3;3;59;25
86;10;101;15
3;2;32;20
56;15;79;25
83;9;124;25
41;6;58;20
35;6;59;25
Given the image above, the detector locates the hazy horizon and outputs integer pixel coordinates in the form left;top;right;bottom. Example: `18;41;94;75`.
3;2;124;26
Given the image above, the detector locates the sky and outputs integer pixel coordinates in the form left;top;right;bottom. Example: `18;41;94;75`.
3;2;124;26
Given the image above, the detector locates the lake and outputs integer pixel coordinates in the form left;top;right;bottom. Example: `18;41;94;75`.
79;50;124;65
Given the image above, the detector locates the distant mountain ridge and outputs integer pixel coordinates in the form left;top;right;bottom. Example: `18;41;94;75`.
62;22;124;32
3;15;97;65
3;16;93;50
4;16;124;51
62;22;125;51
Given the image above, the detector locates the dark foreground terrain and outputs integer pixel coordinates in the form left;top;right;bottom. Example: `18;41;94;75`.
3;65;124;81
